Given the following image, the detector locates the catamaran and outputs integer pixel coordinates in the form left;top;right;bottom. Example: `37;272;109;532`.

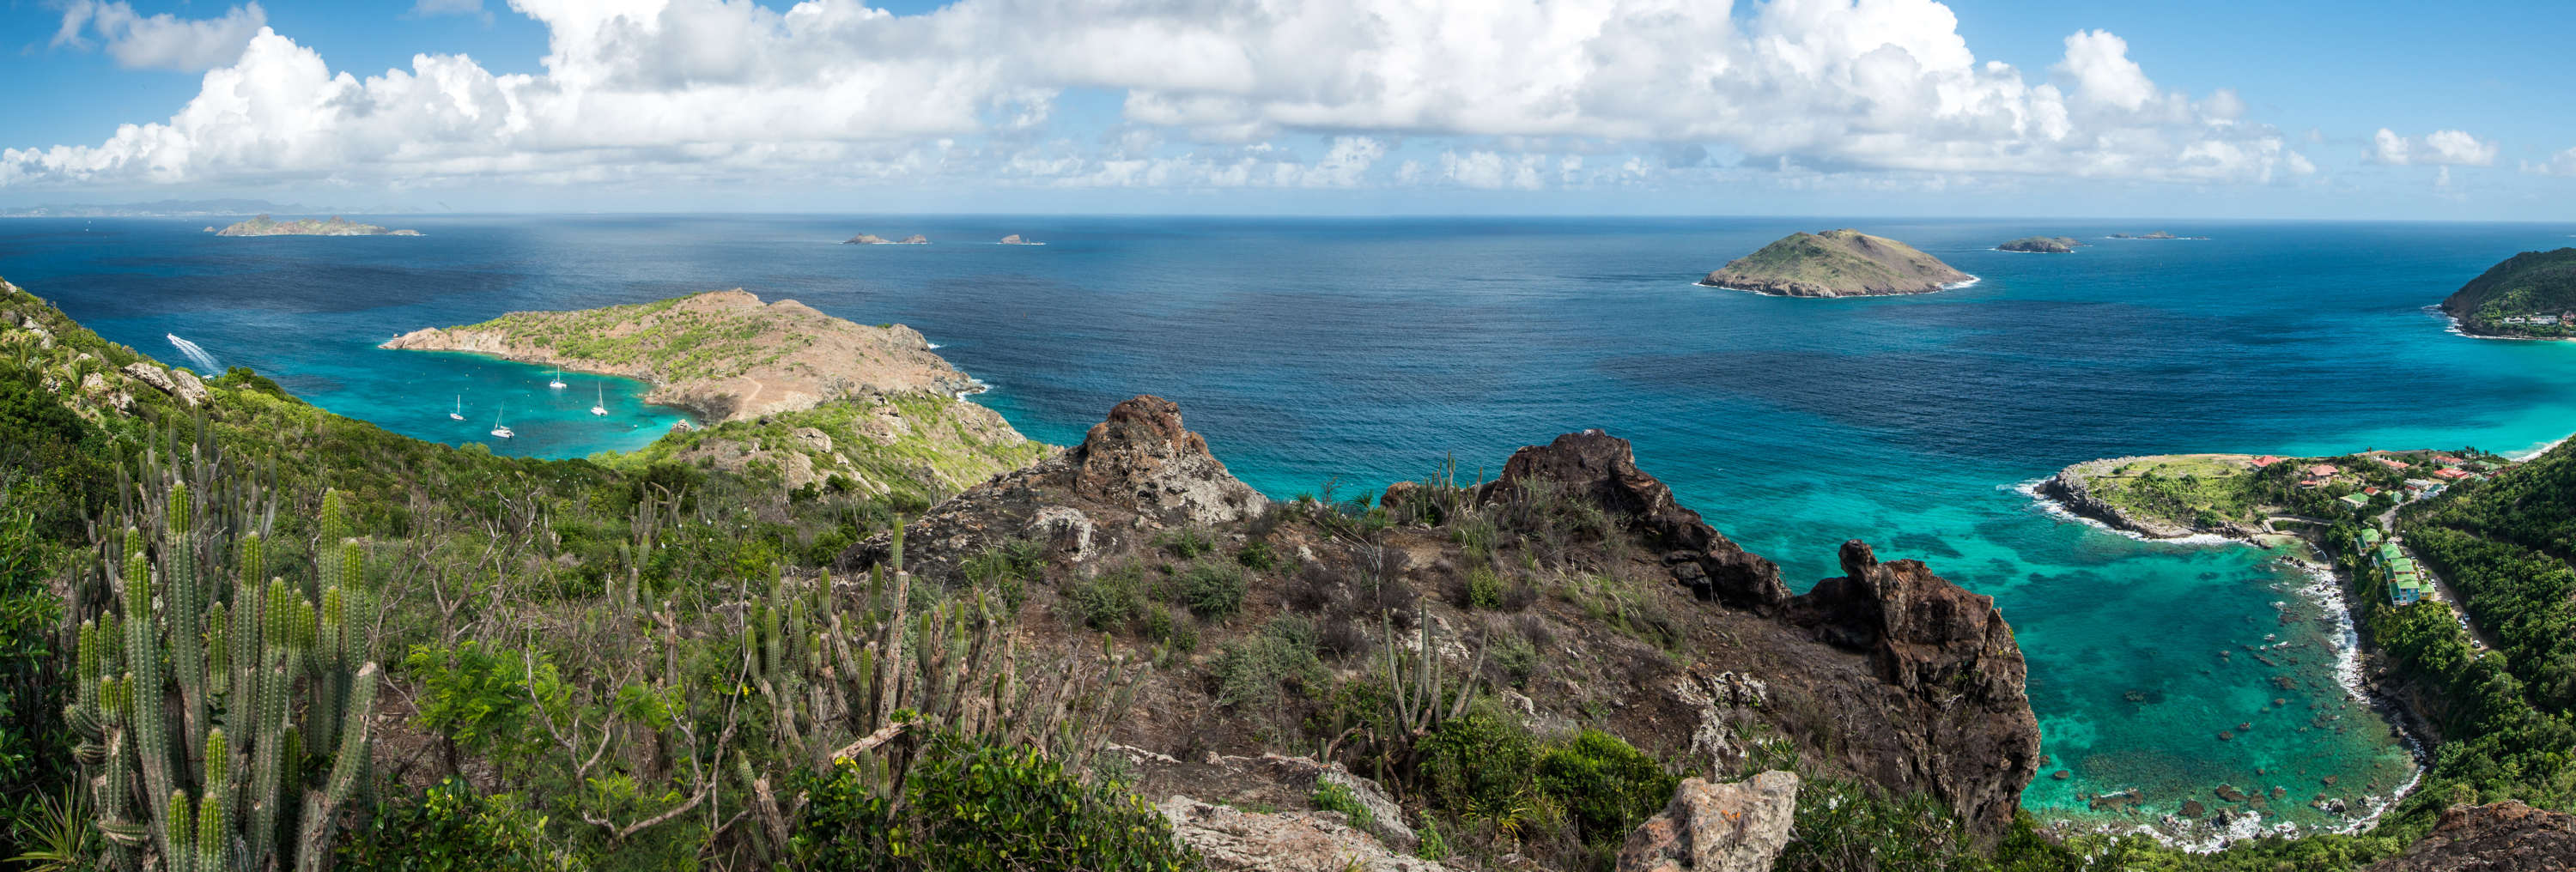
490;406;513;439
449;395;465;421
548;368;567;390
590;383;609;416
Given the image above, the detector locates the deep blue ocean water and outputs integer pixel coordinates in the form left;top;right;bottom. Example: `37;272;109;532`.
10;214;2576;836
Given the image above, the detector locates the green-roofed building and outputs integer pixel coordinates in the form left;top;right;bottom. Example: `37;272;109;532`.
2377;543;2403;566
2341;493;2372;510
2391;557;2419;575
2391;578;2423;605
2362;528;2384;546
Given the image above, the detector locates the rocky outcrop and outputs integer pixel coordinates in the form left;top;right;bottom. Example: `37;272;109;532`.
1477;430;1789;611
1782;541;2040;839
122;362;209;407
2366;801;2576;872
839;395;1261;575
1615;772;1800;872
380;289;982;422
999;234;1042;245
844;233;929;245
1996;236;2085;253
1159;797;1451;872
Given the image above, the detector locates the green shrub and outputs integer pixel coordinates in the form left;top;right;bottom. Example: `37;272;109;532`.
793;730;1200;871
337;779;579;872
1414;817;1449;861
1212;617;1325;710
404;641;572;772
1159;527;1216;559
1067;568;1144;631
1143;604;1199;653
1466;567;1504;609
1178;562;1247;621
1415;711;1538;816
1311;782;1374;829
1235;540;1278;571
1534;730;1678;846
0;498;65;811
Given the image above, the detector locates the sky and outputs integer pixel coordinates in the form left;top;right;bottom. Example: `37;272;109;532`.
2;0;2571;218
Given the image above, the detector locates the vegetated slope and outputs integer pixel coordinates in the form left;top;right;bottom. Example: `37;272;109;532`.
841;397;2044;865
2439;248;2576;337
1699;229;1971;297
1997;236;2086;253
381;288;981;421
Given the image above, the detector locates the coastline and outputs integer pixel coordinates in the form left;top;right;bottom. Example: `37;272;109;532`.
2430;305;2575;343
1692;272;1978;298
2018;462;2450;849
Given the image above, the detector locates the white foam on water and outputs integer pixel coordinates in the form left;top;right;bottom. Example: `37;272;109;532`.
2009;479;2240;547
166;333;222;373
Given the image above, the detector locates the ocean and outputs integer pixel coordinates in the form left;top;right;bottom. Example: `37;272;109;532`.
10;214;2575;839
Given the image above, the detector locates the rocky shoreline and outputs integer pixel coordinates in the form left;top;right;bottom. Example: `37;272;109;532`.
2032;457;2270;543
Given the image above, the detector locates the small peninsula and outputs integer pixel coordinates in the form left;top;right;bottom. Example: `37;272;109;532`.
2035;450;2505;542
844;233;929;245
1997;236;2087;253
215;215;421;237
380;288;981;421
2438;247;2576;339
1699;228;1972;297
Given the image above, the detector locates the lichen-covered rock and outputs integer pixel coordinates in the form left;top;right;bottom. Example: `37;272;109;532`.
1159;796;1450;872
1616;771;1800;872
1070;396;1267;527
122;361;208;406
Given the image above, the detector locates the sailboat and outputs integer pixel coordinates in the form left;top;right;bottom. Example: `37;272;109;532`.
590;383;609;416
490;405;513;439
449;395;465;421
548;368;567;390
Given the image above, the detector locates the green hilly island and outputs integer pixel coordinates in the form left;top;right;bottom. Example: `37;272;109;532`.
1997;236;2087;253
2439;247;2576;338
1699;228;1972;297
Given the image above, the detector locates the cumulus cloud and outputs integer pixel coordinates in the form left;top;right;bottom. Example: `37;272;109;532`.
7;0;2312;191
52;1;267;71
2372;127;2499;167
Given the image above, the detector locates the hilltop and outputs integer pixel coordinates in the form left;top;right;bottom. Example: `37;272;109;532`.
215;214;420;236
1699;229;1971;297
2438;247;2576;338
380;289;979;422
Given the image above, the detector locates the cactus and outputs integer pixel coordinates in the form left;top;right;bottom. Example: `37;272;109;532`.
65;452;380;872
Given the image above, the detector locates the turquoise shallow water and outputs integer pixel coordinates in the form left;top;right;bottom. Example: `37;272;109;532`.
11;215;2576;837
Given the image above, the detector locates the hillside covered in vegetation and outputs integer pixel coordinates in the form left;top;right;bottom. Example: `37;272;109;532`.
1698;229;1971;297
2439;247;2576;338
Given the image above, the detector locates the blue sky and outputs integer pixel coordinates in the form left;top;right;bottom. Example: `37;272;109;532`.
3;0;2571;218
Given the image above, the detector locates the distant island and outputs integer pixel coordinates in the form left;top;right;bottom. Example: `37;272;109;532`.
998;234;1043;245
845;233;929;245
2107;231;2207;240
380;288;980;422
1997;236;2087;254
216;215;420;237
2439;247;2576;339
1699;228;1972;297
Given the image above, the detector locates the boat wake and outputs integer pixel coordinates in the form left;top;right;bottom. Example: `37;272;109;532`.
166;334;222;374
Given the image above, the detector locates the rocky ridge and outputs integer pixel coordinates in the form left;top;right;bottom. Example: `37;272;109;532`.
380;289;983;423
845;395;2041;852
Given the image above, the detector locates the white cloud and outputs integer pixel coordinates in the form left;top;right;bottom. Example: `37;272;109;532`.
2373;127;2498;167
2524;147;2576;177
52;1;267;71
7;0;2312;192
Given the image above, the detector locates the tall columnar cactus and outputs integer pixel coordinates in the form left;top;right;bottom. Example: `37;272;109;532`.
65;446;380;872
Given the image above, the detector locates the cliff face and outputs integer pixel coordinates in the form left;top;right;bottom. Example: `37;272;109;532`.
847;397;2040;845
380;289;982;422
2365;802;2576;872
1700;229;1972;298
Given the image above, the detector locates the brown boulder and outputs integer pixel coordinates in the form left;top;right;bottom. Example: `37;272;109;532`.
1475;430;1789;611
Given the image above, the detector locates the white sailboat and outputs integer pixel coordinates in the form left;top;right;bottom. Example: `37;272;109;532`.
449;395;465;421
490;405;513;439
548;368;567;390
590;383;609;416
